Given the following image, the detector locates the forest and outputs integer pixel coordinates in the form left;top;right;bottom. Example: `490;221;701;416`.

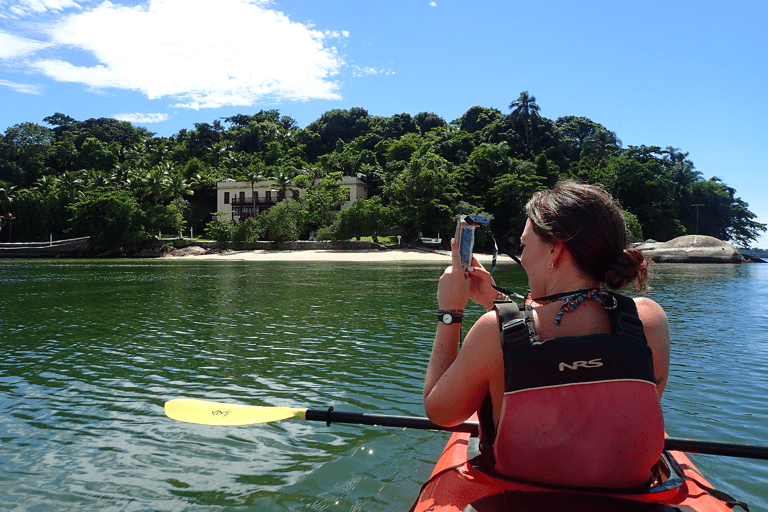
0;91;764;251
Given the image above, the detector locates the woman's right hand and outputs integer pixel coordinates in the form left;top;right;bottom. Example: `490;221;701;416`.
437;238;471;311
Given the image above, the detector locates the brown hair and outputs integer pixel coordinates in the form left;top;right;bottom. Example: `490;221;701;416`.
524;181;649;292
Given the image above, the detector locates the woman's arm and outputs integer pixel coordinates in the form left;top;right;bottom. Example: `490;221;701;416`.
423;238;502;426
423;312;501;426
634;297;671;399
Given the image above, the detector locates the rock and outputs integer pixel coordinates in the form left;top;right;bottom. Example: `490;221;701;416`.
634;235;742;263
166;245;208;257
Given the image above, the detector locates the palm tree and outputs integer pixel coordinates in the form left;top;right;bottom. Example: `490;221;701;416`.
271;171;298;201
58;171;86;202
244;168;266;200
0;184;15;214
142;166;172;205
0;184;17;241
664;146;701;186
581;129;622;167
509;91;541;152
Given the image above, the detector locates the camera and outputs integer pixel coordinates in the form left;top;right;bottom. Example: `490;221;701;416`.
456;215;489;269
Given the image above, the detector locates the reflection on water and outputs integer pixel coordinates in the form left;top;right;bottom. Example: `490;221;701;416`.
0;259;766;510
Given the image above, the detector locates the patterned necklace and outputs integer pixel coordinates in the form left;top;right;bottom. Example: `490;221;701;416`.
531;287;617;325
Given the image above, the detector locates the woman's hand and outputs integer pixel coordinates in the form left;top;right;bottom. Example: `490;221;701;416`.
467;259;498;310
437;238;471;311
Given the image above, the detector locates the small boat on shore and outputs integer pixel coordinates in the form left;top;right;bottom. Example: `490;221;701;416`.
420;237;443;247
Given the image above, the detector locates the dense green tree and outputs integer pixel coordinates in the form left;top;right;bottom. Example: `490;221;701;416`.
555;116;611;161
258;198;305;242
385;153;458;237
67;188;145;248
325;196;392;242
431;128;476;165
77;137;119;172
581;129;622;167
43;112;76;128
373;112;419;139
455;142;515;207
307;108;372;153
686;178;766;245
606;150;684;241
382;133;422;166
204;214;234;243
293;170;348;232
2;122;54;186
414;112;447;133
231;215;265;244
459;106;503;133
487;160;549;239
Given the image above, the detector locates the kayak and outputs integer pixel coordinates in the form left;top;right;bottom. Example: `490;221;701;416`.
411;427;740;512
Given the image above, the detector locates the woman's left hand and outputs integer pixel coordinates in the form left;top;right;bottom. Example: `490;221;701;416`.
467;258;498;309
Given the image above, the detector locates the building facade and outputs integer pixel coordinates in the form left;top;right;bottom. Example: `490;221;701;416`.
216;176;368;222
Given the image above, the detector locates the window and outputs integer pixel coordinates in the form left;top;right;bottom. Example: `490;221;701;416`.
224;192;230;204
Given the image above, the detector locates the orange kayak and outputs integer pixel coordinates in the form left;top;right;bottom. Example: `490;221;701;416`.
411;429;739;512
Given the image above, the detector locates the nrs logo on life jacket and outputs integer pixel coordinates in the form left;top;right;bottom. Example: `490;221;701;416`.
559;358;603;371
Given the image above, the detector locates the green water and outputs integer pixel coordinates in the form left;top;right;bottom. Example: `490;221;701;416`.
1;259;767;510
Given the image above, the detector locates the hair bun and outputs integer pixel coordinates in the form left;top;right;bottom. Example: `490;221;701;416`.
605;248;648;292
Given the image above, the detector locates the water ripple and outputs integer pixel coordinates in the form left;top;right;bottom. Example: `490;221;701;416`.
1;260;766;511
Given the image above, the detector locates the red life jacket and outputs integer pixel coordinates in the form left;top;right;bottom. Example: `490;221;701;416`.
479;294;664;489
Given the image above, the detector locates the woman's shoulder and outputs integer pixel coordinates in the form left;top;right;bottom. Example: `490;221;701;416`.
631;296;667;327
463;309;502;348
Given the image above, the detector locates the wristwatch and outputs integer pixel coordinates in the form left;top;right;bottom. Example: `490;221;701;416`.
438;311;463;325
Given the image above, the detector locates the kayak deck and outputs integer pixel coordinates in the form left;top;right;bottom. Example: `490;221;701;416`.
411;430;736;512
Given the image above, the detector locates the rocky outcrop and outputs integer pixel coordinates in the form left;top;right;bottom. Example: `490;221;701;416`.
635;235;742;263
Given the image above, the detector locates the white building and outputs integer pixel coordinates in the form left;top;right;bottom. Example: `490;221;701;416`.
216;176;368;222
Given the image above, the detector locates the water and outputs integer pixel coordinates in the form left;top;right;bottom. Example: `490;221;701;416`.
1;259;766;510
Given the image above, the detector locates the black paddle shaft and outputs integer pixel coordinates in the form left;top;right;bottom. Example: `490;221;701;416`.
665;438;768;460
304;407;768;460
304;407;479;433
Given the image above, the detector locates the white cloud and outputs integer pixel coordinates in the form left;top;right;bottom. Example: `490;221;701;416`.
0;78;43;94
0;30;49;58
26;0;346;108
21;0;81;13
113;112;169;124
2;0;82;17
351;65;394;77
430;2;437;6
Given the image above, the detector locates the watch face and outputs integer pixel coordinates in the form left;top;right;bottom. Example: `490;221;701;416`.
442;313;452;324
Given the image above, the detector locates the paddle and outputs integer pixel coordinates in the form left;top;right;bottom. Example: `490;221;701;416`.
164;399;768;460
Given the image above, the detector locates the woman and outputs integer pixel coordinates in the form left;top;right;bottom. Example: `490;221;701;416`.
424;181;670;488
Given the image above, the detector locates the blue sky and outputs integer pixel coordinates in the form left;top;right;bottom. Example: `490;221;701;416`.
2;0;767;246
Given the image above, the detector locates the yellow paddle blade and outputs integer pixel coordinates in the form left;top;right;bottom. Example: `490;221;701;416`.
164;398;308;426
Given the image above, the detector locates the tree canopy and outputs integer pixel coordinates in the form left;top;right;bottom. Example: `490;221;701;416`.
0;97;764;250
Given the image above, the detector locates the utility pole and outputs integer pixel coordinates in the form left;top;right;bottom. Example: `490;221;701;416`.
691;204;704;234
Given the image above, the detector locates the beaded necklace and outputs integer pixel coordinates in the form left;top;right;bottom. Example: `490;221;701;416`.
531;286;617;325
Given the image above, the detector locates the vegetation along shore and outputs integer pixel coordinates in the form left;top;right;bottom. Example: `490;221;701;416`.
1;92;765;255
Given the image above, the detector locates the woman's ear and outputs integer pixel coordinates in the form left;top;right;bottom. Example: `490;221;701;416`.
550;241;566;266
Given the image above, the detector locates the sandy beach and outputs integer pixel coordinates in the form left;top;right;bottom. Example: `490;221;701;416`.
162;246;500;263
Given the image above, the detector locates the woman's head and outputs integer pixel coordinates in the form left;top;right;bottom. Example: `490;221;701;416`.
524;181;648;291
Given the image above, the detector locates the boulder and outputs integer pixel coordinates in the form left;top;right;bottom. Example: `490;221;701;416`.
634;235;742;263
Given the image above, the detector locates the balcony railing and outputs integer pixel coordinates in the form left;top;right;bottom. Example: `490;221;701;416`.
231;196;280;206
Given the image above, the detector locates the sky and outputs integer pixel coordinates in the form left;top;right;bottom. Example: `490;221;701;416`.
1;0;767;247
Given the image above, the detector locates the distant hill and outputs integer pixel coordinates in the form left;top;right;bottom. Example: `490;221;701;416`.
741;248;768;259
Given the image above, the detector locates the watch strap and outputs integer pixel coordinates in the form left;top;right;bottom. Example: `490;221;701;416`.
437;309;464;324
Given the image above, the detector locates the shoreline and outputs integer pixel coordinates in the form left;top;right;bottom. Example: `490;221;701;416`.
161;246;501;263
